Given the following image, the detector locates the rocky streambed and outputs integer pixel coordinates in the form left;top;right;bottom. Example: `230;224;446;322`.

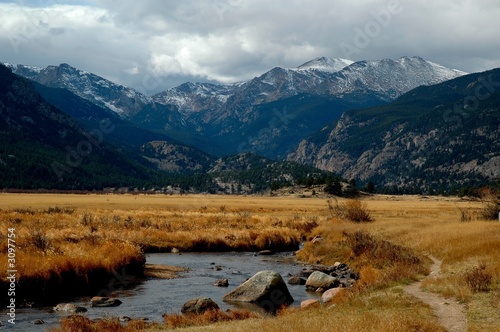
2;251;357;331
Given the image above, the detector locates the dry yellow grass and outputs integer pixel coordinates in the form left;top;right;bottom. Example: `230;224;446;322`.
161;194;499;331
0;194;322;286
1;193;499;331
163;292;447;332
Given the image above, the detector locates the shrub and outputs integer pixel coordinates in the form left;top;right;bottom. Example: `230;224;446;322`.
326;199;340;219
480;200;499;220
457;206;473;222
81;212;94;226
342;199;373;222
465;263;492;292
326;199;373;222
478;188;500;220
28;227;51;253
45;206;75;214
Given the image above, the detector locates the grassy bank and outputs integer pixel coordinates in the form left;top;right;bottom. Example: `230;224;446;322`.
0;206;145;304
0;194;317;304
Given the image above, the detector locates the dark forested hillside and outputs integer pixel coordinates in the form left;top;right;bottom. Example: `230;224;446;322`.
0;64;155;189
288;69;500;193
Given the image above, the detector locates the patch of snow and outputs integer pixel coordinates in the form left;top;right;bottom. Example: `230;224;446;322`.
297;57;354;73
20;64;43;73
217;94;230;103
103;101;125;115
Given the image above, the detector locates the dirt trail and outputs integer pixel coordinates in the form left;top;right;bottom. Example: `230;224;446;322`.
403;256;467;332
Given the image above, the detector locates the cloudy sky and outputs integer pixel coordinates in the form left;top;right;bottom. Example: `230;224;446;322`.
0;0;499;94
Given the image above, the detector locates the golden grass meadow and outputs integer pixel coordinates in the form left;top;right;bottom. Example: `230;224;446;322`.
1;193;499;331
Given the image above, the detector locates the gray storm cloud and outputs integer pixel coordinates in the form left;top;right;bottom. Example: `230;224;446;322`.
0;0;499;93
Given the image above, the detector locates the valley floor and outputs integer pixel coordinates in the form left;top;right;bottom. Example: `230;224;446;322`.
0;193;499;331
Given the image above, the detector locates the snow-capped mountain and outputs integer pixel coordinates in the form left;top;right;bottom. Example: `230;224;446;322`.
7;63;150;116
6;56;465;121
152;56;466;118
152;81;244;115
322;56;467;99
4;56;468;158
296;56;354;72
151;57;355;115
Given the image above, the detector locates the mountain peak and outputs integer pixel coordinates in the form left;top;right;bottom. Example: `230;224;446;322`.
59;63;75;69
297;57;354;72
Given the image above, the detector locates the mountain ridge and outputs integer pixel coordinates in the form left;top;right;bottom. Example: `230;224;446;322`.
5;56;468;159
0;63;157;189
152;56;466;117
288;68;500;193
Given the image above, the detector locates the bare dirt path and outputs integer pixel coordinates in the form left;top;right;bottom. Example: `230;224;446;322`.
403;256;467;332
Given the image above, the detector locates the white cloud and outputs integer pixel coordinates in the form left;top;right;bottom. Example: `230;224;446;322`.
1;0;500;93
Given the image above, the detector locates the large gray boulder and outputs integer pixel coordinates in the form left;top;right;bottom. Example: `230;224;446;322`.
305;271;339;291
181;297;219;314
223;270;293;313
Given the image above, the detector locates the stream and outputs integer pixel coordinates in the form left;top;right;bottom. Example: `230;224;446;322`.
1;252;320;331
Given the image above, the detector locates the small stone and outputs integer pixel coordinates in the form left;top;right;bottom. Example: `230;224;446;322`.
213;278;229;287
288;276;306;285
171;248;180;253
321;288;343;303
91;296;122;308
305;271;340;291
33;319;45;325
54;303;87;313
298;269;315;277
301;299;320;309
181;297;219;314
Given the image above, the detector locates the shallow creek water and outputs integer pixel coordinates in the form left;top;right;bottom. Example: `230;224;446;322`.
2;252;320;331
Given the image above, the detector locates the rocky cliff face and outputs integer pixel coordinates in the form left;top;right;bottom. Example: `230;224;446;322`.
288;69;500;192
140;140;214;173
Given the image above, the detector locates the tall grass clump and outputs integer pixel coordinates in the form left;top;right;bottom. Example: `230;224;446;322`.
49;315;154;332
44;206;75;214
456;205;473;222
480;200;499;220
465;263;493;292
163;309;258;329
27;226;52;253
478;188;500;220
327;199;373;222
